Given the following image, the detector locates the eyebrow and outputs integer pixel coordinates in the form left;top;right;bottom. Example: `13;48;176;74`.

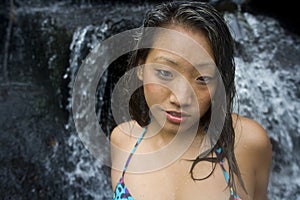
153;56;178;66
153;56;215;69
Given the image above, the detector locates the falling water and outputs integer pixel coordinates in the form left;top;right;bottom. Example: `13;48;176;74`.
227;12;300;199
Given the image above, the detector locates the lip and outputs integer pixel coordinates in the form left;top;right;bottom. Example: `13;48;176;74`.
165;110;190;124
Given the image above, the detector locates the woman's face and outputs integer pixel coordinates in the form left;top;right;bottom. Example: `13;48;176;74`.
139;25;217;134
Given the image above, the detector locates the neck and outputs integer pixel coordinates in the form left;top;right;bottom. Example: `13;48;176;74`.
144;119;207;154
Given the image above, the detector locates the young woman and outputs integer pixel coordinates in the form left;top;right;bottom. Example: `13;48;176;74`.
110;1;272;199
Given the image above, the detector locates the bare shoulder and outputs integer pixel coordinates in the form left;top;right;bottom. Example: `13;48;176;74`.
110;121;143;188
110;120;144;150
232;113;272;167
232;115;272;199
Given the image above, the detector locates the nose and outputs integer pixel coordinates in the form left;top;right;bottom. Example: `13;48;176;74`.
169;78;193;107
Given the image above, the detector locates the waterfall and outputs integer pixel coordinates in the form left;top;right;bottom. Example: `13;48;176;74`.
227;12;300;199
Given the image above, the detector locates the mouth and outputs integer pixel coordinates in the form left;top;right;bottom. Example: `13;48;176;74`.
165;110;190;124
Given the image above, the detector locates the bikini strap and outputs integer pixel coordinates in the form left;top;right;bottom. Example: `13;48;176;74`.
121;127;147;178
215;147;241;199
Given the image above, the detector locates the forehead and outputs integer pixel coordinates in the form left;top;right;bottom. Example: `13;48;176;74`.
146;48;216;73
149;25;215;66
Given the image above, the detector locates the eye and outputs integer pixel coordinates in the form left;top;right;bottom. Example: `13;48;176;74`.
196;76;213;85
155;69;173;80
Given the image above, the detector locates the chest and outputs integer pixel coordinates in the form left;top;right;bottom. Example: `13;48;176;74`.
122;160;232;200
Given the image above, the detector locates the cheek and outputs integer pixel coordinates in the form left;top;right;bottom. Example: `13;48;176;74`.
197;90;212;105
195;88;214;114
144;83;160;94
144;83;167;103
